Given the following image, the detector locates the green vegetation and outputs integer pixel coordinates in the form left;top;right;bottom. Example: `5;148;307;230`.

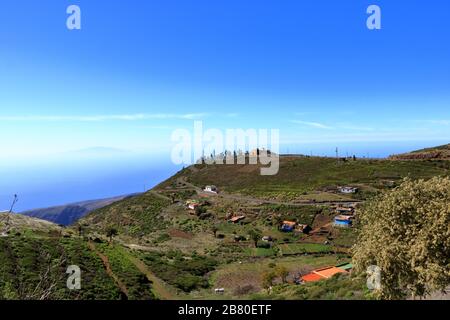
2;151;449;300
96;244;155;300
260;204;322;225
254;273;369;300
158;157;449;200
279;243;333;255
141;251;218;292
82;192;170;237
0;234;121;300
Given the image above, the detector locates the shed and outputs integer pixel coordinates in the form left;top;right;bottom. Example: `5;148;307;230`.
334;215;354;227
281;221;296;232
229;215;246;223
338;186;358;194
204;185;218;193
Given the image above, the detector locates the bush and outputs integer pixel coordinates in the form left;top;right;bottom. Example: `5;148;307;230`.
353;177;450;299
257;241;271;249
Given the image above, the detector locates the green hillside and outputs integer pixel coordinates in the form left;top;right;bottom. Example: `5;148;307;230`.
0;214;155;300
1;152;449;300
156;156;450;200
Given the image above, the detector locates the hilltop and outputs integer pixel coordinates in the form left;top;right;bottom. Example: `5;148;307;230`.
0;212;65;235
156;155;449;201
390;143;450;160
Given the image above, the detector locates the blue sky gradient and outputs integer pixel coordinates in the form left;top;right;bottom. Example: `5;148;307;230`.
0;1;450;210
1;0;449;159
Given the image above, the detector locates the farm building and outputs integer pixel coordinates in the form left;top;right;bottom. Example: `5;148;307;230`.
281;220;296;232
228;215;246;223
338;186;358;194
334;215;354;227
314;266;348;279
301;263;351;283
185;200;200;210
204;185;219;193
301;273;323;283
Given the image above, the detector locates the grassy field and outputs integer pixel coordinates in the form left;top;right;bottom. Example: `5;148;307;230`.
252;273;370;300
190;255;348;299
278;243;333;255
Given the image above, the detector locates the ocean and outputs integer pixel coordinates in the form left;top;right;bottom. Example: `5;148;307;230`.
0;152;182;212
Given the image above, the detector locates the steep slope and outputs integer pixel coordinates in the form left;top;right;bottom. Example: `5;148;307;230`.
0;213;155;300
80;192;171;238
21;194;139;225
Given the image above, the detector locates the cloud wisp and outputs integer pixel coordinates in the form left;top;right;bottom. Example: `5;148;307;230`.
290;120;333;130
0;113;209;122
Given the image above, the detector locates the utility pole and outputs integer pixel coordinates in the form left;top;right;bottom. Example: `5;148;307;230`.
335;147;339;164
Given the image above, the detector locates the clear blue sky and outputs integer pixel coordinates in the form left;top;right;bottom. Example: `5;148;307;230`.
1;0;449;160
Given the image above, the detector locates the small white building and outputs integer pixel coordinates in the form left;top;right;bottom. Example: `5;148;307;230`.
338;186;358;194
204;185;218;194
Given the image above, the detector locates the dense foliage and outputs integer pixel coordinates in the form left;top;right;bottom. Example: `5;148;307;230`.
353;177;450;299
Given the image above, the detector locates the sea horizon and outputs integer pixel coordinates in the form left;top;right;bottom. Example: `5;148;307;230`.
1;139;447;212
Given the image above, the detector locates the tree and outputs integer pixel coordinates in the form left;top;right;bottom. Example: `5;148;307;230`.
106;226;118;243
352;177;450;300
248;229;262;248
262;271;276;290
275;266;289;284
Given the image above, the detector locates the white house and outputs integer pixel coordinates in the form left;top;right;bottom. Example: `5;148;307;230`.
204;185;218;194
338;186;358;194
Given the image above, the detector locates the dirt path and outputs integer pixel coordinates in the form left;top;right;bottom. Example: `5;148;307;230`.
174;178;362;207
124;252;181;300
149;190;172;201
87;241;129;299
310;222;332;234
216;192;361;207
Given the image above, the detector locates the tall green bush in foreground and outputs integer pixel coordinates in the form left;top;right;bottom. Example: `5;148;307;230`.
353;177;450;299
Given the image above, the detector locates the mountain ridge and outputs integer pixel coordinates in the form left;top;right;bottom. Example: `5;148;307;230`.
21;193;140;225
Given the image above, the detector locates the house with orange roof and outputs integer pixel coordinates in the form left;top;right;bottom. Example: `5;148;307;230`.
228;215;246;223
301;263;351;283
281;220;296;232
313;266;348;279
